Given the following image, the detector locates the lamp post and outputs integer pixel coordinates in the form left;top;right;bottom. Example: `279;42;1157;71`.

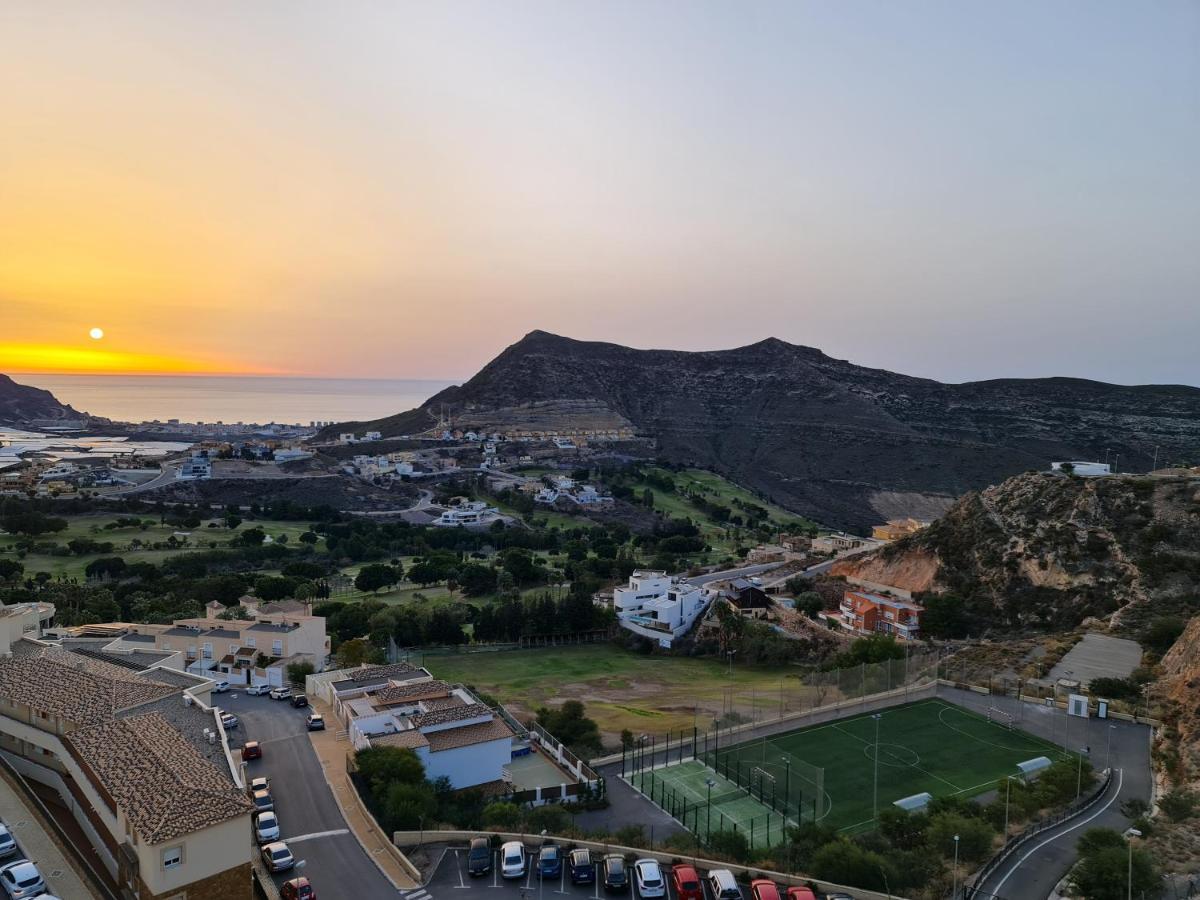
1125;827;1142;900
1106;723;1117;771
1003;775;1018;840
952;834;960;899
705;778;716;837
1076;747;1088;799
781;756;791;814
871;713;882;821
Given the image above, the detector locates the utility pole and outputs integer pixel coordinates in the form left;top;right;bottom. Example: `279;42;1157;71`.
872;713;882;821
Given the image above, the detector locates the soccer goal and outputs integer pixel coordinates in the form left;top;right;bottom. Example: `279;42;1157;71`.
986;706;1016;730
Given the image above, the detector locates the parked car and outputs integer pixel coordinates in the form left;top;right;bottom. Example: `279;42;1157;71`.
306;713;325;731
707;870;742;900
0;824;15;858
246;683;273;695
750;879;780;900
242;741;262;760
220;713;239;730
290;694;309;708
270;687;293;701
252;789;274;813
784;888;817;900
281;877;316;900
568;849;594;884
671;865;702;900
255;811;281;844
467;837;492;877
0;860;46;899
634;859;665;898
601;855;627;892
211;680;230;693
261;841;295;873
500;841;526;879
538;844;562;879
249;776;270;793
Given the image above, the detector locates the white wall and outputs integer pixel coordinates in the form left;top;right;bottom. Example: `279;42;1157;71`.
424;737;511;788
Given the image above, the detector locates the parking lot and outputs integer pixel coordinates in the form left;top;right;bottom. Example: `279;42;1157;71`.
217;687;402;897
415;842;852;900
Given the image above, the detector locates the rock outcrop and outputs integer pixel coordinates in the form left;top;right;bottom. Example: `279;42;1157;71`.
328;330;1200;529
0;374;81;426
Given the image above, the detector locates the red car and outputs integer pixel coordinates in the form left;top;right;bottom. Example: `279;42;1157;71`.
750;880;781;900
282;877;315;900
671;865;703;900
785;888;817;900
242;741;262;761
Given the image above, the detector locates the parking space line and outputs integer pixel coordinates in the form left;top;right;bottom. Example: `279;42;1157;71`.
456;849;469;888
492;850;500;887
284;827;350;843
556;869;567;895
525;863;533;890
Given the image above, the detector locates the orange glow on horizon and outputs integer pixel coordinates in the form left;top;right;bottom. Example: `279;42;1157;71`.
0;343;277;377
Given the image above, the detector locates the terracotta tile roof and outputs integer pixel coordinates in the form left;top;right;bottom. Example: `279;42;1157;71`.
0;645;178;726
424;718;513;752
413;703;492;728
422;695;468;711
348;662;421;682
371;729;429;750
66;712;253;844
372;680;452;706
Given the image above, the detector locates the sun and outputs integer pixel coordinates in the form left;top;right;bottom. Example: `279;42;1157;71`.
89;327;104;340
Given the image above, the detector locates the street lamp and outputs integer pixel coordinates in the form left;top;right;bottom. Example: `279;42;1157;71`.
952;834;960;899
871;713;882;820
1124;827;1142;900
1003;775;1020;840
1106;723;1117;771
1076;747;1089;799
781;756;791;815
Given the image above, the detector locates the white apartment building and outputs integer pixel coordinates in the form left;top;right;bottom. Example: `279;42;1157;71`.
0;610;254;900
612;570;710;647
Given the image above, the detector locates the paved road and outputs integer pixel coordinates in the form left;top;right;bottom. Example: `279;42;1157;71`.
218;690;402;899
954;690;1152;900
107;462;179;494
684;563;785;587
0;769;99;899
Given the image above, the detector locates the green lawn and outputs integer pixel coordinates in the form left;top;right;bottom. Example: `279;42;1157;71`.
700;699;1075;832
423;644;809;740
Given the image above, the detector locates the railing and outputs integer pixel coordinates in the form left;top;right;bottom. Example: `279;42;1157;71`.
964;767;1115;899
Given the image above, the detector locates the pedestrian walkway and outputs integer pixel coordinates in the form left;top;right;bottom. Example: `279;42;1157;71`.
307;697;419;890
0;766;100;900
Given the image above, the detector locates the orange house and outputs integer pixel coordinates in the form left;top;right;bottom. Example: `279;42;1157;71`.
838;590;924;641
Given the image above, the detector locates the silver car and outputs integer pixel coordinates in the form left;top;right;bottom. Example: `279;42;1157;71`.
0;825;15;858
261;841;295;873
255;811;281;844
0;860;46;899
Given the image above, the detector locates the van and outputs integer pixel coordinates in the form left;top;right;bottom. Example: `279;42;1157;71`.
707;869;742;900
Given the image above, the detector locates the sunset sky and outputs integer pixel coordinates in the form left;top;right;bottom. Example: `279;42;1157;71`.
2;2;1197;384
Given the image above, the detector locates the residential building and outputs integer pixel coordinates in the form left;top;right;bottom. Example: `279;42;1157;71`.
273;447;313;463
364;431;382;441
780;533;812;553
178;451;212;479
811;532;875;556
871;518;929;541
612;571;710;647
433;500;500;527
718;578;773;619
0;614;254;899
838;590;924;641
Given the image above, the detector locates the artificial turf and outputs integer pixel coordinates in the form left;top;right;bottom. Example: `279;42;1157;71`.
636;699;1075;839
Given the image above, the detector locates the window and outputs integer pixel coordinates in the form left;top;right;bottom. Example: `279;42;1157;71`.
272;640;283;656
229;643;238;654
202;642;213;659
246;638;256;649
162;845;184;870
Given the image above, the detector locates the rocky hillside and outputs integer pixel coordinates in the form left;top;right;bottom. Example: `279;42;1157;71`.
834;471;1200;629
328;330;1200;529
0;374;81;426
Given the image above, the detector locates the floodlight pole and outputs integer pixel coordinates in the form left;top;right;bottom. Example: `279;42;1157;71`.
1106;723;1116;771
952;834;960;899
872;713;882;820
782;756;790;813
705;778;715;837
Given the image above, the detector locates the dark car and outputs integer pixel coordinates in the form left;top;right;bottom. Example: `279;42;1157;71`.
306;713;325;731
467;837;492;877
568;849;594;884
537;844;562;879
602;855;627;892
291;694;309;708
242;741;262;760
282;877;316;900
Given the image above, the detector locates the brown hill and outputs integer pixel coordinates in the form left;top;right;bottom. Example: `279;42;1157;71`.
324;330;1200;529
0;374;81;426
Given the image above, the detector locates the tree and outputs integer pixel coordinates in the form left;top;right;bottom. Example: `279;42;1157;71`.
705;830;751;863
84;556;127;581
356;745;426;793
1141;616;1185;655
237;527;266;547
920;593;971;639
356;564;401;594
536;701;602;755
336;637;376;668
482;801;523;829
299;531;319;544
0;559;23;581
810;840;894;893
456;563;498;597
286;660;315;686
927;812;994;862
0;511;67;537
1072;843;1160;900
224;514;242;530
793;591;825;618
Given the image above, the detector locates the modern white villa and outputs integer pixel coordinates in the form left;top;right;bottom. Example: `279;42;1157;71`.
612;570;710;647
433;500;501;527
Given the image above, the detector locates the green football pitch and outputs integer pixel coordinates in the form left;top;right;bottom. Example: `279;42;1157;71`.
633;699;1076;839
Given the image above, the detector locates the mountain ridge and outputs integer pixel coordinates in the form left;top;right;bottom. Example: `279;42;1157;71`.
324;330;1200;528
0;374;82;426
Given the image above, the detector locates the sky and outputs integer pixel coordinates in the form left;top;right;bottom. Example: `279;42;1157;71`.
1;1;1197;385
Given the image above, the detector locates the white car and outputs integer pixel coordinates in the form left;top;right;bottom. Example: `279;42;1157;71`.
269;687;293;701
500;841;526;879
634;859;665;898
211;680;230;693
255;811;280;844
246;684;272;695
0;860;46;899
0;825;15;858
249;776;270;793
261;841;295;873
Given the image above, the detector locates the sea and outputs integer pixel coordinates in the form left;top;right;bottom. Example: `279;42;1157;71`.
20;374;459;426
